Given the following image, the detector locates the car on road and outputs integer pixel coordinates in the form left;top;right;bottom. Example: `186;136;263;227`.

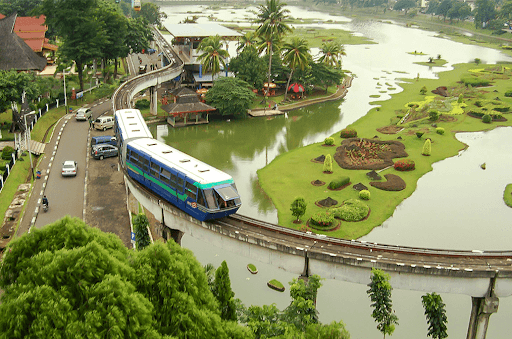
93;116;114;131
75;108;92;121
61;160;77;176
139;65;147;74
91;144;118;160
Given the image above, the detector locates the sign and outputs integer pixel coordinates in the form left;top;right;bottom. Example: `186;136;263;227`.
76;91;84;99
131;232;136;241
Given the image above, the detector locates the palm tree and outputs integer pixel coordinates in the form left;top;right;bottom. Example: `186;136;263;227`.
197;35;230;83
254;0;292;99
236;31;258;54
282;37;310;101
317;41;346;68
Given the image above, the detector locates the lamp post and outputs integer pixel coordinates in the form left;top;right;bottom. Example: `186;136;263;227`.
23;112;36;180
63;67;68;114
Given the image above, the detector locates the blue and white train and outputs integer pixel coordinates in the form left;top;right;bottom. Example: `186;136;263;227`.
114;109;241;221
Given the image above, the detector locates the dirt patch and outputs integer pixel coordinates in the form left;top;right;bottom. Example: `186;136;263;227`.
377;125;403;134
315;197;338;207
311;155;325;163
369;174;406;191
311;180;325;186
333;138;408;170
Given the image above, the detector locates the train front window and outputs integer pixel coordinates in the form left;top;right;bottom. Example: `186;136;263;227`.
203;189;217;209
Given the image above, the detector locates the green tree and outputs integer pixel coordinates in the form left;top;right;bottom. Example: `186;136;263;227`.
474;0;497;28
367;268;399;338
198;35;230;83
426;0;440;15
133;213;151;250
125;17;153;54
317;41;346;68
323;154;333;173
422;293;448;339
282;37;311;101
255;0;292;98
213;261;238;321
0;70;39;131
393;0;417;14
436;0;453;21
422;139;432;156
290;197;307;222
283;276;323;331
0;0;41;16
309;62;344;93
244;304;287;338
135;2;167;26
41;0;106;91
230;45;267;90
420;86;428;95
237;31;259;54
204;77;256;117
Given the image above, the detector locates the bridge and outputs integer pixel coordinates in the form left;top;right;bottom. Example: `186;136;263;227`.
113;26;512;339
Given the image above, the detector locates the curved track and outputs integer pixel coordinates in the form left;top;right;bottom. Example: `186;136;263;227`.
112;28;512;275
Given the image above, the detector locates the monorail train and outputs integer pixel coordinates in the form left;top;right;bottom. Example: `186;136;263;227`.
114;109;241;221
133;0;141;11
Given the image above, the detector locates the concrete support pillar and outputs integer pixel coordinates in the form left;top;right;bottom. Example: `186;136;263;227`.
170;229;184;245
301;250;310;278
150;86;158;116
466;277;499;339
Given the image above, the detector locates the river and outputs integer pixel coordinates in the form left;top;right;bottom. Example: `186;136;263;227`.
156;4;512;338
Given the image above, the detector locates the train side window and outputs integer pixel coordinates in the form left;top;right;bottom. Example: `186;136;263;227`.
197;190;206;207
141;157;149;172
177;176;184;189
203;189;217;209
150;162;160;177
160;175;170;185
170;173;177;189
185;182;197;200
161;168;171;177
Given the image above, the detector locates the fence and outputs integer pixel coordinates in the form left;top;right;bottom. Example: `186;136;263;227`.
0;150;20;193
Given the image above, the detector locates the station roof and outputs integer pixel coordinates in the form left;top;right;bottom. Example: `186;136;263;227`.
163;23;243;39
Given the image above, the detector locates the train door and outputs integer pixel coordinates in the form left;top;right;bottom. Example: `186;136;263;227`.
175;172;186;210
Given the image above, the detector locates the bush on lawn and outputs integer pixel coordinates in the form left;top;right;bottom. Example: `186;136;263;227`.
436;127;445;135
482;114;492;123
324;137;335;145
359;190;371;200
1;146;15;160
310;211;335;227
332;199;369;222
340;128;357;138
328;176;350;190
394;159;415;171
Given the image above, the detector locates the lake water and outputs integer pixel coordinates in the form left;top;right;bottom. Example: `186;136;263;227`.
158;4;512;338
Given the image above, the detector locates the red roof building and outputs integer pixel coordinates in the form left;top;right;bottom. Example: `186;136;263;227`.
12;14;57;58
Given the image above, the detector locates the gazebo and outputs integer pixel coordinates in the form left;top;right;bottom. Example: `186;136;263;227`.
161;87;216;127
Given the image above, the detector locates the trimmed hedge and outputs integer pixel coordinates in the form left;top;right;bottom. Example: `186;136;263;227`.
340;128;357;138
1;146;14;160
505;90;512;97
394;159;415;171
436;127;445;135
332;199;369;222
310;211;335;227
359;190;370;200
461;77;490;87
324;137;335;145
328;176;350;190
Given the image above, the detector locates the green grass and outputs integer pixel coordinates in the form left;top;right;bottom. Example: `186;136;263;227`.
0;153;35;232
504;184;512;208
415;59;448;67
31;106;68;143
258;62;512;239
268;279;284;291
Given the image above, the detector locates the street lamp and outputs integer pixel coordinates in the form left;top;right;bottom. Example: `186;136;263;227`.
63;67;68;114
23;112;36;180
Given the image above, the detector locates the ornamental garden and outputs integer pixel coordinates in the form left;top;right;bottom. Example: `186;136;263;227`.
258;62;512;240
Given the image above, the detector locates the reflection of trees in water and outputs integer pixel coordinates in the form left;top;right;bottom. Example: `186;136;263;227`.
249;174;276;213
154;99;343;172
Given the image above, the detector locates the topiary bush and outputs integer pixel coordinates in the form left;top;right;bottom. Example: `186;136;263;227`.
324;137;335;145
328;176;350;190
340;128;357;138
482;114;492;123
332;199;369;222
505;90;512;97
310;211;335;227
394;159;415;171
1;146;15;160
436;127;445;135
359;190;370;200
461;77;490;87
428;110;439;121
323;154;333;173
422;139;431;156
135;99;150;110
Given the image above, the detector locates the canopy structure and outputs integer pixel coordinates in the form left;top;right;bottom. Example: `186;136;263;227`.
288;83;305;93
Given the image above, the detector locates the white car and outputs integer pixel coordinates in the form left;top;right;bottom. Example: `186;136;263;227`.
75;108;92;121
61;160;77;177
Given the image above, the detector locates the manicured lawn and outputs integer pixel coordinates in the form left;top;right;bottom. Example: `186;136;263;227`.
504;184;512;208
258;62;512;239
31;106;68;143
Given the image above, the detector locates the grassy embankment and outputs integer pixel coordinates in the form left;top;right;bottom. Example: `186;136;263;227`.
258;62;512;239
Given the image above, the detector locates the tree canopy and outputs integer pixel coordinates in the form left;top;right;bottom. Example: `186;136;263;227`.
204;77;256;117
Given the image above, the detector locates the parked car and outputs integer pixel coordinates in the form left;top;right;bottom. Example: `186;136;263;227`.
61;160;77;176
75;108;92;121
139;65;147;74
93;116;114;131
91;144;118;160
91;135;117;148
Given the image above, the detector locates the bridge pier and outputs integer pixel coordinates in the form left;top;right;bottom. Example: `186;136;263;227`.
150;86;158;116
466;277;499;339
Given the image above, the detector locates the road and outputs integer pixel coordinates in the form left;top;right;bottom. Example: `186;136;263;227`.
33;100;112;229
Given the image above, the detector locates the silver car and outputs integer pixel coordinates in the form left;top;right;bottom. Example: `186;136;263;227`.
61;160;77;176
92;144;118;160
75;108;92;121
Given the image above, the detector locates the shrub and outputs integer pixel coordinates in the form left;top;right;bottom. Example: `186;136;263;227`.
328;176;350;190
422;139;431;156
340;128;357;138
359;190;370;200
505;90;512;97
428;110;439;121
332;199;369;222
323;154;333;173
135;99;150;110
416;132;424;138
394;159;415;171
458;94;463;103
436;127;445;135
310;211;335;227
461;77;490;87
324;137;335;145
482;114;492;123
420;86;427;95
1;146;15;160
